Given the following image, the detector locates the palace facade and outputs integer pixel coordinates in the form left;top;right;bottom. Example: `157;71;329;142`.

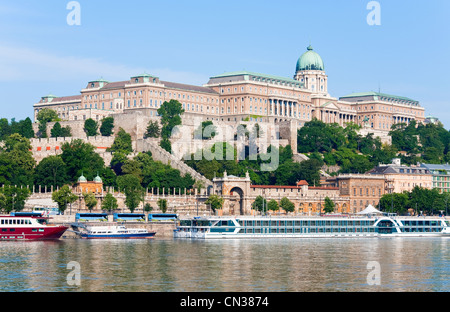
33;45;426;137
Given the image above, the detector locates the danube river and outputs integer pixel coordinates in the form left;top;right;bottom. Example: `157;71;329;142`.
0;237;449;292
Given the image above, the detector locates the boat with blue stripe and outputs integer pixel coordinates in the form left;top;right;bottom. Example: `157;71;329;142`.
174;215;450;239
72;224;156;239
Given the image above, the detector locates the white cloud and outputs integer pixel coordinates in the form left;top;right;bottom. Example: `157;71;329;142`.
0;44;209;85
0;44;139;82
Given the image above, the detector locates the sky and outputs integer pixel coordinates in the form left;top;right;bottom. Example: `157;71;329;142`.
0;0;449;128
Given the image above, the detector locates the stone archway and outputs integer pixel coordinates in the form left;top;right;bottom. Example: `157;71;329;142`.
212;171;251;216
230;187;244;215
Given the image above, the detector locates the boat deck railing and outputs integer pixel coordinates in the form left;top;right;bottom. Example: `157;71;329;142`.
181;214;448;220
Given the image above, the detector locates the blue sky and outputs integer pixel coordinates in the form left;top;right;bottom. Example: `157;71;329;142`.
1;0;449;128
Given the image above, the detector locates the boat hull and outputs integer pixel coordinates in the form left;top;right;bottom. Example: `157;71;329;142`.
80;232;156;239
0;226;68;241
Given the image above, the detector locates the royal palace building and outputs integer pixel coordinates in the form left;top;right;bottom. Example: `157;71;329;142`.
33;45;426;137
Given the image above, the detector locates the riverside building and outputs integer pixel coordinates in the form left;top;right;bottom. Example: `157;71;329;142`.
33;45;426;139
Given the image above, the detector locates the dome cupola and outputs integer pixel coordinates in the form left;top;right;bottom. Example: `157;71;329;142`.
77;174;87;183
296;45;325;72
93;174;103;183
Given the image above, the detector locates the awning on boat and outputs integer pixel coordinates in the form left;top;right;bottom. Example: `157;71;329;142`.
356;204;383;215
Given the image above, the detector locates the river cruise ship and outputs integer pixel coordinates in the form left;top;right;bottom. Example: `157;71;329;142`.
0;215;68;240
174;215;450;239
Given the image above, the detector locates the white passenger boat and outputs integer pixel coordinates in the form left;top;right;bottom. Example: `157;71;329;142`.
174;215;450;239
72;223;156;239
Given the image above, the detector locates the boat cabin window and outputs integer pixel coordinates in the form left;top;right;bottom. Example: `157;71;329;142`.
37;219;47;225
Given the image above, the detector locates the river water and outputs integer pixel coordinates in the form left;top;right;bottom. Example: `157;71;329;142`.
0;237;449;292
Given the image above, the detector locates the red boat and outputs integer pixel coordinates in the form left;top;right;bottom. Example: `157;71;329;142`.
0;215;68;241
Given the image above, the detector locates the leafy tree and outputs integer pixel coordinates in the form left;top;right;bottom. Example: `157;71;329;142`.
84;118;98;137
83;192;98;211
280;197;295;213
389;122;419;154
102;192;118;212
51;122;71;137
117;174;144;212
108;128;132;154
121;159;143;181
267;199;279;212
51;185;78;214
50;122;63;138
324;196;335;214
33;155;68;188
0;185;31;213
194;120;217;140
110;151;128;176
37;108;60;138
157;198;168;213
99;117;114;136
0;134;35;186
15;117;34;139
157;99;185;139
143;203;153;213
205;194;224;213
160;137;172;153
37;108;60;124
60;139;105;182
0;118;11;141
252;195;267;213
297;159;323;186
145;120;161;138
407;186;445;215
297;118;345;153
377;192;410;215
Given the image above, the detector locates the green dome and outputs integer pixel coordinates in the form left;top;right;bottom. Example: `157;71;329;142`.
93;175;103;183
296;45;324;71
78;174;87;183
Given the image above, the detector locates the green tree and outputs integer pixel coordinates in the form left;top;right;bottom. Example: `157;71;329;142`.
51;185;78;214
145;120;161;138
205;194;224;213
324;196;335;214
84;118;98;137
0;118;11;141
37;108;60;124
280;197;295;213
37;108;60;138
83;192;98;211
17;117;34;139
160;137;172;153
108;128;132;154
251;195;267;213
267;199;279;212
194;120;217;140
101;192;118;212
110;151;129;176
51;122;71;138
157;198;168;213
60;139;106;182
389;122;419;154
0;133;35;186
297;118;345;153
0;185;31;213
378;192;410;215
143;203;153;213
99;117;114;136
157;99;185;139
117;174;144;213
33;155;68;188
